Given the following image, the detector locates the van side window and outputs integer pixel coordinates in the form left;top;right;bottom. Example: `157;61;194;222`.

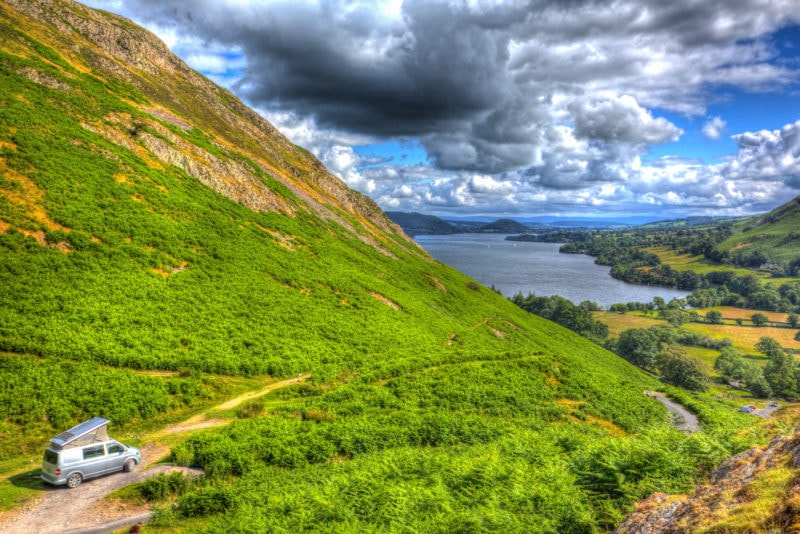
107;443;124;454
83;445;105;460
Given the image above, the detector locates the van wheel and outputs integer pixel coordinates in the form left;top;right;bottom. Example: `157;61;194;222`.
123;459;137;472
66;473;82;488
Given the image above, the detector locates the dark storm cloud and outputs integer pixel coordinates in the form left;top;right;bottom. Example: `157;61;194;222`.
114;0;797;176
92;0;800;216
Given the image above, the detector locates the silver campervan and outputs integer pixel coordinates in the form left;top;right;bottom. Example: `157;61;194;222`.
40;417;141;488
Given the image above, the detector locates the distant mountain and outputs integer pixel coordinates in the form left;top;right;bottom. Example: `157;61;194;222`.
387;211;640;236
640;215;739;229
384;211;458;236
716;195;800;265
514;215;658;227
475;218;532;233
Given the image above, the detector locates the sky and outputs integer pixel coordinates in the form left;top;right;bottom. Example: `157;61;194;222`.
80;0;800;221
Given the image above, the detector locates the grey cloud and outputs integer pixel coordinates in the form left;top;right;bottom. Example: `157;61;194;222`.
569;96;683;144
112;0;798;176
728;120;800;182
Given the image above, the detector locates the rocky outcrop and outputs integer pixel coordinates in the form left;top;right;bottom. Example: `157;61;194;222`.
617;432;800;533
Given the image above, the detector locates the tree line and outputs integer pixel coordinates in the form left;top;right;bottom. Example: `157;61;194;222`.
511;292;800;398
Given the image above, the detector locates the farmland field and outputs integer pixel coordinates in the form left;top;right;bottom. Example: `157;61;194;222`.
646;246;754;276
595;310;800;354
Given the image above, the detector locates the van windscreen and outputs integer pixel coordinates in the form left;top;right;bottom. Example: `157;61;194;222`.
43;450;58;464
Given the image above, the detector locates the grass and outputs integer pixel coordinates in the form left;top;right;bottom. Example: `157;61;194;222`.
685;322;799;354
718;200;800;265
647;246;755;277
647;246;800;287
704;306;795;324
698;464;795;533
594;311;662;337
595;311;800;354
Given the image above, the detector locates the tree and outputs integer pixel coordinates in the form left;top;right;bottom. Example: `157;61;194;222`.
706;310;723;324
729;274;762;297
659;347;709;391
788;313;799;328
616;328;660;369
755;337;783;358
714;347;772;397
757;337;796;397
751;313;769;327
795;330;800;342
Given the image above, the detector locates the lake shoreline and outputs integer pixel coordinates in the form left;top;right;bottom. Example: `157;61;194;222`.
415;233;688;308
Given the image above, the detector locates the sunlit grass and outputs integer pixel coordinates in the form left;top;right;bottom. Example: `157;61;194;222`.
646;246;756;276
698;464;794;533
594;311;800;354
685;322;799;354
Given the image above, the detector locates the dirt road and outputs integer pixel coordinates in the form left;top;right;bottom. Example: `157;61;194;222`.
0;465;199;534
0;374;309;534
645;391;700;433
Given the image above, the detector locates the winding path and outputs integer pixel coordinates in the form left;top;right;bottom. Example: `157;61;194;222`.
645;391;700;433
0;374;310;534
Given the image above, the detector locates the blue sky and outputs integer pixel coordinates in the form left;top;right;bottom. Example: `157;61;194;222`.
83;0;800;220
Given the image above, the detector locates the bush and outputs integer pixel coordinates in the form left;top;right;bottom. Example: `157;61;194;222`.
176;486;235;517
658;348;709;391
237;400;265;419
170;443;195;467
140;471;193;501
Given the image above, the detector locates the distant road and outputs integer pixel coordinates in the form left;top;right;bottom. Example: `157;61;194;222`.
752;404;780;418
645;391;700;432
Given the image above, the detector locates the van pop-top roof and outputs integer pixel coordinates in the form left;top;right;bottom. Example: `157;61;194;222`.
50;417;110;449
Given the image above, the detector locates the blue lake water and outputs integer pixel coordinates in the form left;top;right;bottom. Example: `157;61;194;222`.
415;234;688;308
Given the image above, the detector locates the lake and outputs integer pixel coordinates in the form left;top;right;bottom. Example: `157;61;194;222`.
415;234;688;307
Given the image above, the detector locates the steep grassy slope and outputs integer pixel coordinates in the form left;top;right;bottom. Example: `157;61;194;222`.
0;0;763;531
717;195;800;265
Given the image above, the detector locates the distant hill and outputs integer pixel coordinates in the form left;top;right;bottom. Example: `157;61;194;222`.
716;195;800;266
641;215;739;229
387;211;632;236
385;212;534;235
384;211;458;236
475;218;532;233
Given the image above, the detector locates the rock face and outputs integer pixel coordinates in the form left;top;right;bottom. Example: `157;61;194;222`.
616;431;800;533
2;0;411;255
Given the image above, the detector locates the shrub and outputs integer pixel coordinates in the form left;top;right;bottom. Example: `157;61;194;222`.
176;486;235;517
237;400;265;419
140;471;193;501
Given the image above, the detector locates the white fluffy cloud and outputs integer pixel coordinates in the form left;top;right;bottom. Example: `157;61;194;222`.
702;117;727;140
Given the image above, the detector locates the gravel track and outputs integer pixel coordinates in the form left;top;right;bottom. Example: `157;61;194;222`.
645;391;700;432
0;465;199;534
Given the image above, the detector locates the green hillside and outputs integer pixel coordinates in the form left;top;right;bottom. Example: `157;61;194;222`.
717;195;800;266
0;1;764;531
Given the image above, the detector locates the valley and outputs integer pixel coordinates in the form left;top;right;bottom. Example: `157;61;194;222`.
0;0;799;532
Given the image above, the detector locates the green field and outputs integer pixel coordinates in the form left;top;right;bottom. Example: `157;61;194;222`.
596;309;800;355
718;198;800;265
646;246;754;276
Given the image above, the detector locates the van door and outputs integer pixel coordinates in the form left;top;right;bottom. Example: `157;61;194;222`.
80;444;108;477
105;441;127;472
